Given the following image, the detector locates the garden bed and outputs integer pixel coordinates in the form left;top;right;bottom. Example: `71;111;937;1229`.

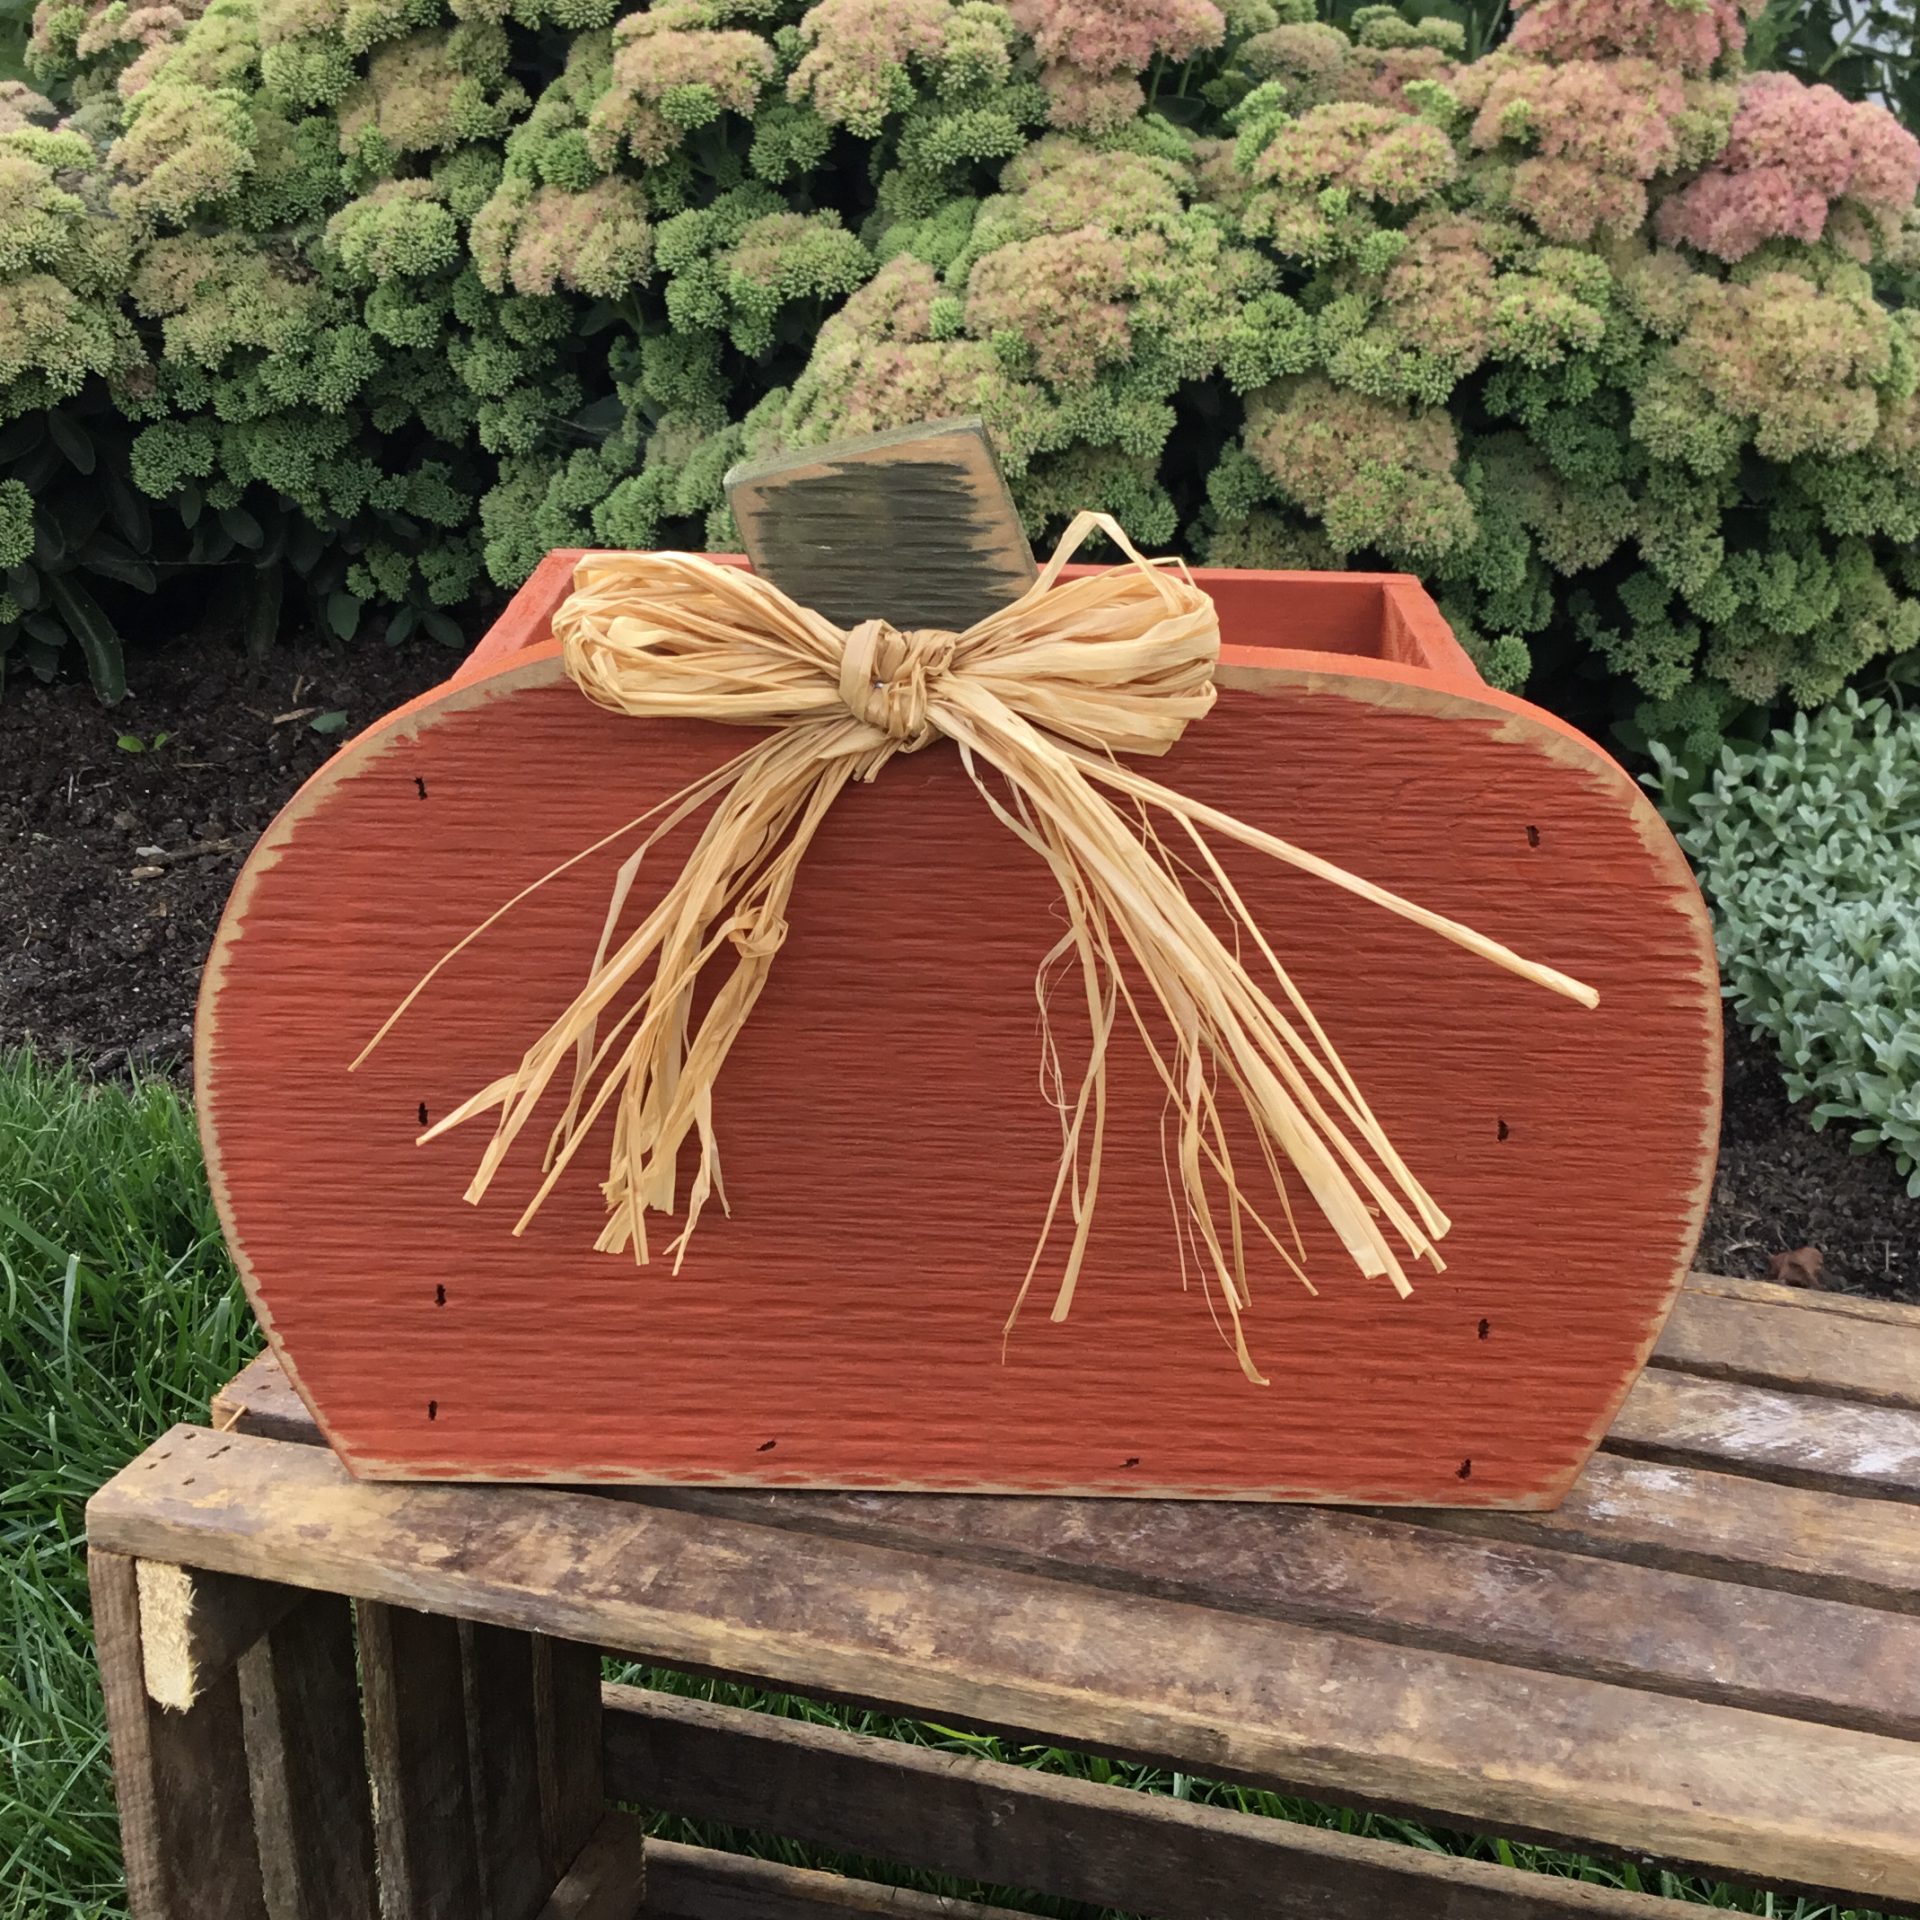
4;619;1916;1306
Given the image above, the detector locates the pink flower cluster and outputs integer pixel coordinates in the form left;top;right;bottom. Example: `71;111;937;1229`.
1008;0;1224;128
965;227;1132;382
1657;72;1920;262
1460;55;1725;242
592;17;775;164
787;0;948;137
1507;0;1764;76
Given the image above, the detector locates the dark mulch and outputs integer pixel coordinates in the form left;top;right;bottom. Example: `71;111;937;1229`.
5;619;1917;1304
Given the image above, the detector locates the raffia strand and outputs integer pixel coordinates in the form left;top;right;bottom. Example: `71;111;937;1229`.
356;512;1597;1383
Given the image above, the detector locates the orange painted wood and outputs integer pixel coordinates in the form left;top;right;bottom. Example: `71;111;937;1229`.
196;562;1719;1501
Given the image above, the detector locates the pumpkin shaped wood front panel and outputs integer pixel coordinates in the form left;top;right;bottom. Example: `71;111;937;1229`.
196;559;1720;1504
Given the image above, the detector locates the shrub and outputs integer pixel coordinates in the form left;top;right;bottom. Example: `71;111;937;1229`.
1653;692;1920;1193
4;0;1920;746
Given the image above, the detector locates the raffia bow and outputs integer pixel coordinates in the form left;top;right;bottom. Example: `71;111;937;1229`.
359;512;1596;1382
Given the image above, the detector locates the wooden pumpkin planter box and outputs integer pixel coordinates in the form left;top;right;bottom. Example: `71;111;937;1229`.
196;533;1720;1505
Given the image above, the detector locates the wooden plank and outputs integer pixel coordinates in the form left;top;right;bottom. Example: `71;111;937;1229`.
642;1481;1920;1741
211;1351;318;1446
536;1811;645;1920
358;1600;483;1919
725;418;1036;633
137;1559;301;1710
643;1841;1019;1919
1655;1286;1920;1408
238;1592;379;1920
1681;1271;1920;1327
88;1548;268;1920
207;1350;1920;1732
463;1622;552;1920
86;1426;1920;1903
1607;1370;1920;1501
603;1684;1691;1920
535;1635;606;1880
1423;1449;1920;1613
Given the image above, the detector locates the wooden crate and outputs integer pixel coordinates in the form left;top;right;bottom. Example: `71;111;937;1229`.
87;1270;1920;1918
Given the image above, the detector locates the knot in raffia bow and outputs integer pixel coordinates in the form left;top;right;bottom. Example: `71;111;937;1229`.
362;511;1595;1383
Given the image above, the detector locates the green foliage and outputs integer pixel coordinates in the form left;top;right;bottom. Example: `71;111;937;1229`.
1653;693;1920;1191
4;0;1920;749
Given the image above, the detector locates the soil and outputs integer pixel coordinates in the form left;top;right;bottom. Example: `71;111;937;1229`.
5;619;1917;1305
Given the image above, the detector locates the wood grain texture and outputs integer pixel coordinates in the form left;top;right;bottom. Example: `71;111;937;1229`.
1608;1369;1920;1499
196;565;1719;1502
358;1600;483;1919
535;1635;606;1883
137;1559;300;1710
535;1812;645;1920
642;1842;1019;1919
603;1684;1693;1920
83;1426;1920;1901
237;1592;379;1920
725;420;1036;632
462;1622;552;1920
89;1548;268;1920
1656;1287;1920;1405
204;1337;1920;1733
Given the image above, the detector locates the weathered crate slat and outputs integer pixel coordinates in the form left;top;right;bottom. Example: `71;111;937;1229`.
86;1421;1920;1900
604;1684;1688;1920
89;1549;268;1920
533;1812;645;1920
92;1275;1920;1916
462;1622;553;1920
1654;1286;1920;1408
358;1601;484;1919
236;1592;379;1920
642;1839;1019;1918
1608;1368;1920;1497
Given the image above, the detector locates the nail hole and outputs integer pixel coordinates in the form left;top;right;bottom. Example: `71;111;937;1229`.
211;1445;230;1458
757;1438;777;1452
1478;1318;1491;1340
415;776;428;800
427;1400;438;1421
1456;1458;1472;1480
435;1285;446;1307
1123;1456;1140;1468
417;1102;429;1127
1496;1118;1509;1141
181;1477;195;1488
1525;825;1540;848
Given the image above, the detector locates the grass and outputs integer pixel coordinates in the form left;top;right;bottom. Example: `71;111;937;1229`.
0;1047;1891;1919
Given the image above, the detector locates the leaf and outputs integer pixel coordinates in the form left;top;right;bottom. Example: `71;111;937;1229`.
178;483;203;530
116;733;145;753
47;412;96;476
83;532;157;594
386;603;419;646
326;589;363;641
0;417;43;465
309;709;349;735
287;516;326;576
7;563;41;613
105;475;152;555
47;572;127;705
423;608;465;648
219;505;265;549
570;394;626;437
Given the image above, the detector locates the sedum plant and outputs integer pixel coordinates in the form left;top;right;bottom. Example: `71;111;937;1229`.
1653;693;1920;1193
3;0;1920;747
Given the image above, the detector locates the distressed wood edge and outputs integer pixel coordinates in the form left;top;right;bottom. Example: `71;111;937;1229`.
536;1810;645;1920
601;1683;1696;1920
136;1560;302;1712
1682;1271;1920;1328
642;1839;1024;1919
